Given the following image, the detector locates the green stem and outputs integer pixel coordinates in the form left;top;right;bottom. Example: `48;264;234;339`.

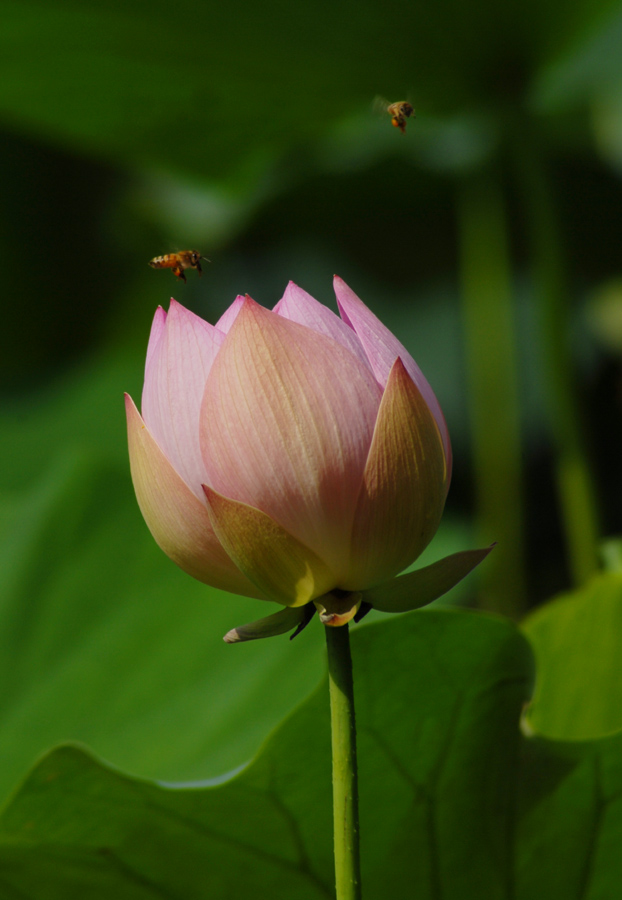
512;123;600;585
457;172;526;617
325;624;361;900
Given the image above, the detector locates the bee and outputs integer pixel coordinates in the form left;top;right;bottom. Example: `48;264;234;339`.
148;250;209;283
374;98;416;134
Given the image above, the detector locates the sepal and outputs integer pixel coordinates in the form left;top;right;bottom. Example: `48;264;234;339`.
361;545;495;612
223;605;313;643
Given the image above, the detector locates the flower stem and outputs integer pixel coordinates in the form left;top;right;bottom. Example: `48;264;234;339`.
325;623;361;900
457;171;526;617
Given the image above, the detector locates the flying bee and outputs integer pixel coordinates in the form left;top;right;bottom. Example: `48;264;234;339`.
374;97;416;134
148;250;209;283
386;101;415;134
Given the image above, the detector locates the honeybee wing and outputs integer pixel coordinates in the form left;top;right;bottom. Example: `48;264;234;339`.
372;95;392;117
372;95;416;115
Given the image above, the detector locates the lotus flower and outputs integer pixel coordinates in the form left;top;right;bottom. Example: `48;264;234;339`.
126;278;491;641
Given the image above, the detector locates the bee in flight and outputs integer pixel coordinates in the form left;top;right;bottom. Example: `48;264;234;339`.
375;98;416;134
148;250;209;283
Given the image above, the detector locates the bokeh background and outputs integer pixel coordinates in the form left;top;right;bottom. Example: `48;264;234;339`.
2;0;622;801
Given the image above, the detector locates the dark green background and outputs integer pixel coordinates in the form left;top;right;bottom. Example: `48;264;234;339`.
1;2;622;894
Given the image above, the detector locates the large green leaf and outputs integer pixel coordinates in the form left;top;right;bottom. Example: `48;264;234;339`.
516;732;622;899
0;610;530;899
0;449;326;804
521;570;622;739
3;606;621;897
0;352;139;493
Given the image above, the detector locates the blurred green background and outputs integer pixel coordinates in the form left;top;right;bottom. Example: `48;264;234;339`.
2;0;622;798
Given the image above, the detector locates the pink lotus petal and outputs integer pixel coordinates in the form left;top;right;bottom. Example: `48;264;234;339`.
125;394;265;599
215;294;246;333
273;282;371;370
344;359;447;589
145;305;167;373
203;486;335;607
334;276;452;482
141;299;224;497
200;297;382;578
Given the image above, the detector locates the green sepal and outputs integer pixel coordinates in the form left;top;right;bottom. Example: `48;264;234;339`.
224;605;311;643
361;545;495;612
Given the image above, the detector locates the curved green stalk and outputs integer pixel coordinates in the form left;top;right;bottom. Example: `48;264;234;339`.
458;172;526;617
512;122;600;585
325;624;361;900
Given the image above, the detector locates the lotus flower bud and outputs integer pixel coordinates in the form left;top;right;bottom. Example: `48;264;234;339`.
126;278;491;641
